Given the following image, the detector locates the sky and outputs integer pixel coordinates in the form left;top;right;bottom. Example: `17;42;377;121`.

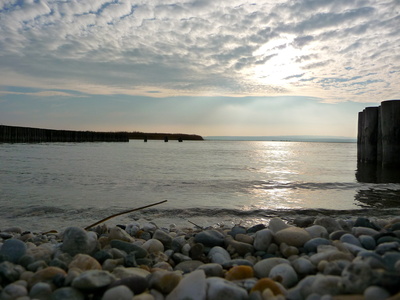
0;0;399;137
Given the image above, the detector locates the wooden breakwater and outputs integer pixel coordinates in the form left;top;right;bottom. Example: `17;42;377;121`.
358;99;400;167
0;125;129;143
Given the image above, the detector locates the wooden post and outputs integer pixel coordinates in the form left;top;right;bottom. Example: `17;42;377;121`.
381;100;400;167
362;107;379;163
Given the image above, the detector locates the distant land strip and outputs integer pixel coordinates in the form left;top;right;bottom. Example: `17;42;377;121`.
0;125;203;143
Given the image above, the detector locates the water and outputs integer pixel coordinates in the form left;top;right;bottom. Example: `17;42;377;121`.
1;140;400;232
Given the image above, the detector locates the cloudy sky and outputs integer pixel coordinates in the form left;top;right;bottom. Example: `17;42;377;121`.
0;0;399;137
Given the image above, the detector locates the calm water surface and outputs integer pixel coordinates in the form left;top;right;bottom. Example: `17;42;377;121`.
1;140;400;231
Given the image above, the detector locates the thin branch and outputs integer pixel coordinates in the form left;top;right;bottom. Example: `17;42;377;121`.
84;199;168;230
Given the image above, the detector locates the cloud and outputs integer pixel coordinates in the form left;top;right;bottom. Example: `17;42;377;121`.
0;0;398;103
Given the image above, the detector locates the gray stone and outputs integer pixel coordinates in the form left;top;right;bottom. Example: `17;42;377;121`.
375;241;400;255
304;238;331;253
51;287;85;300
109;274;149;294
29;282;53;300
102;285;134;300
268;217;290;233
208;246;231;264
341;262;375;294
174;260;204;273
206;277;248;300
253;229;273;251
153;229;173;248
305;225;329;239
197;263;224;277
291;257;317;277
0;283;28;300
340;233;362;247
364;285;391;300
61;227;92;256
142;239;164;254
359;235;376;250
228;225;247;237
171;236;186;252
71;270;116;289
310;274;343;296
0;261;23;283
194;230;225;247
110;240;148;258
166;269;206;300
314;217;343;233
226;238;254;256
254;257;289;278
269;263;298;288
0;239;27;263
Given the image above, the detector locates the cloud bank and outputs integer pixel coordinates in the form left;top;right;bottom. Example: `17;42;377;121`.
0;0;399;102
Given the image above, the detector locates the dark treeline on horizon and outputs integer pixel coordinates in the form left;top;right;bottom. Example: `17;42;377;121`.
0;125;203;143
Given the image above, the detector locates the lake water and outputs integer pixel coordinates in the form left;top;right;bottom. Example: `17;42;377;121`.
1;140;400;232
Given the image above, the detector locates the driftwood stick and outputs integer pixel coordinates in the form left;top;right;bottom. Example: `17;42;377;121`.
84;199;168;230
187;219;204;229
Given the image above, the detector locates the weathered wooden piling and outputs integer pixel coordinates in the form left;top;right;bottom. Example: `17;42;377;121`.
357;99;400;167
0;125;129;143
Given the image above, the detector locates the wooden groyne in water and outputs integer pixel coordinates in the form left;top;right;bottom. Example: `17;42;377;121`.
0;125;129;143
358;99;400;167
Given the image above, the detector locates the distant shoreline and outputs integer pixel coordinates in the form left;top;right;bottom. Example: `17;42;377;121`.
204;136;357;143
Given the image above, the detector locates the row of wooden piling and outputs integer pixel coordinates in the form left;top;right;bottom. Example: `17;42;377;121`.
0;125;129;143
357;100;400;167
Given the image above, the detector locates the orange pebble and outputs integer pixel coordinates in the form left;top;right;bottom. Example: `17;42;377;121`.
225;265;254;281
250;278;283;295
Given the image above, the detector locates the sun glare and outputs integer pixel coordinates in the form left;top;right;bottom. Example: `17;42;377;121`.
251;37;304;86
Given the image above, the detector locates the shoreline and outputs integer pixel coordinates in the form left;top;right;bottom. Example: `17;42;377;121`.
1;215;400;299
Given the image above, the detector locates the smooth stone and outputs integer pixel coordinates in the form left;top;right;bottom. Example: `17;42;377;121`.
329;230;349;241
71;270;116;289
189;243;205;260
222;259;254;269
172;253;192;263
268;217;290;233
341;242;365;255
206;277;248;300
29;282;53;299
109;275;148;294
28;266;67;288
354;217;380;230
109;226;135;242
251;278;284;296
377;236;400;245
310;274;343;296
341;262;375;294
125;222;141;237
27;260;48;272
102;285;134;300
291;257;317;277
314;217;343;233
322;260;351;276
357;251;386;269
304;238;331;253
340;234;362;247
68;253;101;271
352;227;379;237
61;227;93;256
254;257;289;278
0;239;27;263
110;240;148;258
51;287;85;300
226;238;254;256
197;263;224;277
375;242;400;255
359;235;376;250
246;224;266;234
305;225;329;239
166;269;206;300
171;236;186;252
382;252;400;271
274;227;311;247
153;229;173;248
194;230;225;247
174;260;204;273
0;283;28;299
26;244;55;262
269;263;298;288
293;217;315;228
208;246;231;264
112;267;150;279
225;265;254;281
181;244;191;256
253;229;273;251
280;242;299;258
148;270;182;294
228;226;247;237
142;239;164;254
142;222;157;233
102;258;124;272
235;233;254;244
364;285;391;300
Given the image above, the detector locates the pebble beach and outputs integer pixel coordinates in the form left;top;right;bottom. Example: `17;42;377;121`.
1;215;400;300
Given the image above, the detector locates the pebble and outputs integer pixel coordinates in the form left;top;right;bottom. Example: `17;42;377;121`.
0;239;27;263
102;285;134;300
166;269;206;300
2;216;400;299
274;227;312;247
